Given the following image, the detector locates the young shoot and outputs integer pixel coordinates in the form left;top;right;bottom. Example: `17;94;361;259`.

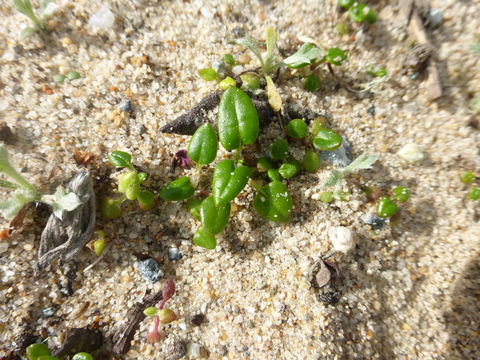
323;153;379;189
13;0;57;39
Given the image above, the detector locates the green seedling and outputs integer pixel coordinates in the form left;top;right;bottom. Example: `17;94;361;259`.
304;74;321;92
270;139;289;161
106;151;154;215
392;186;410;203
377;196;398;217
366;66;387;77
26;343;93;360
92;230;106;256
13;0;56;39
212;160;251;206
309;117;328;136
324;48;348;66
323;153;378;189
312;128;343;151
188;123;218;165
267;169;282;182
159;176;195;201
283;43;324;69
460;170;475;184
469;187;480;201
240;74;261;91
0;146;82;219
320;191;334;203
286;119;308;139
338;0;355;8
252;181;293;223
187;198;202;221
224;54;236;66
200;196;231;235
257;157;273;172
349;3;377;24
303;150;321;172
72;353;94;360
193;226;217;249
158;308;177;324
218;86;259;151
219;76;236;90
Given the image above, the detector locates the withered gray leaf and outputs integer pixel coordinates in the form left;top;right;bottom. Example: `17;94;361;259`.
37;169;96;271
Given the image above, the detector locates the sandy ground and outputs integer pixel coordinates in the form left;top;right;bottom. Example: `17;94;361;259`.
1;0;480;359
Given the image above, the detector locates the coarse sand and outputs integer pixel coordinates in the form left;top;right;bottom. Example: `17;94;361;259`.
1;0;480;359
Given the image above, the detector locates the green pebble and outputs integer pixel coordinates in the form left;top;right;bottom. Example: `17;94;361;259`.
460;170;475;184
286;119;308;139
320;191;333;203
304;74;321;92
53;74;66;83
66;71;81;80
198;67;217;81
469;187;480;200
377;196;398;217
392;186;410;203
303;150;321;172
270;139;289;161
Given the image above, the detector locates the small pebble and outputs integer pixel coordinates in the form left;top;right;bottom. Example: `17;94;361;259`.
118;99;132;112
41;307;56;318
167;339;186;360
428;9;443;27
320;135;353;167
367;105;376;116
191;313;205;326
328;226;355;253
232;27;244;37
186;343;208;358
137;258;164;283
88;4;115;29
232;65;244;75
168;247;182;261
0;242;9;254
361;213;387;230
397;143;424;163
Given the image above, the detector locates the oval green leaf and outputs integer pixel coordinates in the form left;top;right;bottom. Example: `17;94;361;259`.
159;176;195;201
312;129;343;151
26;343;51;360
188;123;218;165
118;171;140;200
71;353;94;360
200;196;231;234
212;159;252;205
187;197;202;221
108;150;133;168
193;227;217;249
218;86;259;150
253;181;293;223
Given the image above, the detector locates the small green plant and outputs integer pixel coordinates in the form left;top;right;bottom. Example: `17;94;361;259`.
101;151;155;219
376;186;411;218
366;66;387;78
337;1;377;25
26;343;94;360
13;0;57;39
323;153;379;189
144;280;176;343
0;146;82;219
460;170;480;201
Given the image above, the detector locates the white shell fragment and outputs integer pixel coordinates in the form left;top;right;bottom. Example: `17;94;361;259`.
397;143;424;163
88;5;115;29
328;226;355;254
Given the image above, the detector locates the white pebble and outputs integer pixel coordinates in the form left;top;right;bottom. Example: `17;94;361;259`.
397;143;424;163
88;5;115;29
232;65;244;75
328;226;355;253
0;242;8;254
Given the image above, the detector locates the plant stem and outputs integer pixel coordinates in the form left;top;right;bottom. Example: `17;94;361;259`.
193;163;202;188
249;179;263;193
234;146;242;165
0;179;19;190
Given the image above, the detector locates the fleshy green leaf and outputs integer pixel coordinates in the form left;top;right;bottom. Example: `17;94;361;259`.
217;86;259;150
253;181;292;223
188;123;218;165
118;171;140;200
108;150;133;168
200;195;231;234
212;159;251;206
324;48;348;66
283;43;324;69
193;227;217;249
312;129;343;151
26;343;51;360
159;176;195;201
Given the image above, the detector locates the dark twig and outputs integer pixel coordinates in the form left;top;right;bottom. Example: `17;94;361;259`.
112;289;164;354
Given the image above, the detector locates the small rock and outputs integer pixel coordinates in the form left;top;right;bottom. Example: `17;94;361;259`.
168;247;182;261
328;226;355;254
212;61;225;79
137;258;164;283
366;105;376;116
186;343;208;359
118;99;132;112
0;241;9;254
361;213;387;230
88;5;115;29
191;313;205;326
319;135;353;167
0;121;16;144
428;9;443;27
232;65;244;75
397;143;424;163
41;307;56;318
232;27;244;37
167;340;186;360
